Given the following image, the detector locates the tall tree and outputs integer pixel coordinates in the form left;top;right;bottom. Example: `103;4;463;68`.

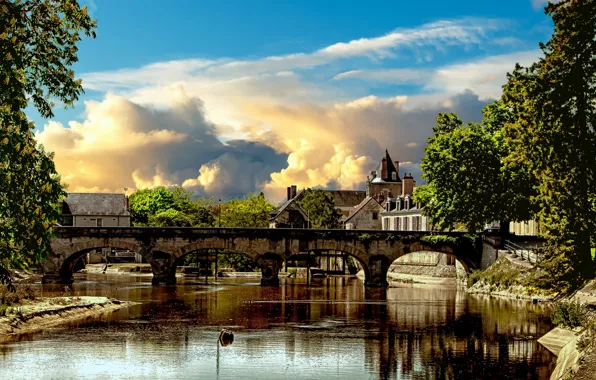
298;188;343;229
219;193;275;228
128;188;176;226
0;1;96;282
415;108;536;233
502;0;596;288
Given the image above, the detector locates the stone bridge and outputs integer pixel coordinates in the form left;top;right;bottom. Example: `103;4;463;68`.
45;227;500;287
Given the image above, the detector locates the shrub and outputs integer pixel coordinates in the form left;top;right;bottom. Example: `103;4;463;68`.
0;303;8;317
551;300;589;329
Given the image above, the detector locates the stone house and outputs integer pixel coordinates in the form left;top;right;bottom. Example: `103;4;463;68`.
344;197;384;230
269;186;366;228
269;186;309;228
61;193;131;227
366;150;404;200
60;193;136;264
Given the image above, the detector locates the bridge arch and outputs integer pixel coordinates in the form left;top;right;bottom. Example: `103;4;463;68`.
53;238;143;283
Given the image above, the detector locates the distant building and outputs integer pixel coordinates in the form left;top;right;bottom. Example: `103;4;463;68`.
366;150;404;200
269;186;309;228
269;186;366;228
380;194;429;231
60;193;131;227
344;197;384;230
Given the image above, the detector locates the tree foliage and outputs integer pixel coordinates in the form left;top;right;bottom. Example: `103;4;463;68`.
501;0;596;288
298;188;343;229
0;1;95;279
415;107;536;232
219;193;275;228
129;187;214;227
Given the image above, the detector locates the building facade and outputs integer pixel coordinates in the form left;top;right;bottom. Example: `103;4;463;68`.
61;193;131;227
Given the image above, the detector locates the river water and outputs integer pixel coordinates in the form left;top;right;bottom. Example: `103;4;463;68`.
0;274;555;379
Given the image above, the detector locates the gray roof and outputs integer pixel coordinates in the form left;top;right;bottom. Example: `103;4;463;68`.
326;190;366;208
64;193;130;216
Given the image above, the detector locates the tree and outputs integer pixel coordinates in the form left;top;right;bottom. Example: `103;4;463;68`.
298;188;343;229
128;188;176;226
502;0;596;289
219;193;275;228
415;108;536;233
0;1;96;283
149;208;193;227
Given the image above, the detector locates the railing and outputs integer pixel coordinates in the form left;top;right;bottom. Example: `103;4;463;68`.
503;239;541;264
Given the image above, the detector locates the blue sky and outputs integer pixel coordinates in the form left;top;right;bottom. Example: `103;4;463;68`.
35;0;556;199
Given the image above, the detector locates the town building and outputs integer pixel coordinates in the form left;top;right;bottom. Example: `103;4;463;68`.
60;193;131;227
269;186;366;228
60;193;136;264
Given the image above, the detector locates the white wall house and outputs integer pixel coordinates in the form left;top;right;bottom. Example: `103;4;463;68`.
380;194;429;231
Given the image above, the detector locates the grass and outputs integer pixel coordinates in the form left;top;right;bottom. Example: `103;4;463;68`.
467;257;550;296
0;284;38;315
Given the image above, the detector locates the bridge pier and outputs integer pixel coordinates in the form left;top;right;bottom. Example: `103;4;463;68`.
364;255;390;288
260;256;281;286
150;257;176;285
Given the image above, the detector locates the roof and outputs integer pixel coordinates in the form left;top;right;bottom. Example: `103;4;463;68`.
326;190;366;208
345;197;382;222
64;193;130;216
270;190;306;220
373;150;401;183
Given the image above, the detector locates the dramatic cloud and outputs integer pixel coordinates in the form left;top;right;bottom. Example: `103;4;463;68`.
39;18;532;201
37;92;287;198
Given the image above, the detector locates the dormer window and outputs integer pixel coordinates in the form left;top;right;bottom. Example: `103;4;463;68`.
391;172;397;181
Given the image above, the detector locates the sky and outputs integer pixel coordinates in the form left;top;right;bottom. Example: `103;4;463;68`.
32;0;557;201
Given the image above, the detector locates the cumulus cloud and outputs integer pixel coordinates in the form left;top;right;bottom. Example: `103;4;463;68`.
39;18;528;201
247;91;488;199
37;91;287;198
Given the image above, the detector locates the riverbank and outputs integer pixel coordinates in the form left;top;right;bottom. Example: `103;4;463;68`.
466;257;556;301
0;296;136;339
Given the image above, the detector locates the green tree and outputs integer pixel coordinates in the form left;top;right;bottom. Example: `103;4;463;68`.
219;193;275;228
502;0;596;289
415;109;536;233
298;188;343;229
128;187;176;226
0;1;95;283
149;208;193;227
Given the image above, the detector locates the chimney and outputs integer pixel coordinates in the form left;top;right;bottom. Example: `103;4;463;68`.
125;196;129;211
381;157;388;179
287;187;292;201
291;185;297;199
402;173;414;197
394;161;400;177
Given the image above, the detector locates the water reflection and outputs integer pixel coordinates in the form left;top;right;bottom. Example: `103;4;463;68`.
0;274;555;379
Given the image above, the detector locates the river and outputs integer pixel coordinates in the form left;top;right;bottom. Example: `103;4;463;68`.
0;274;555;379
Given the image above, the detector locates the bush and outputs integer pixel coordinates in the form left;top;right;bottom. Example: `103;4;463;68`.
0;303;8;317
0;284;37;306
551;300;589;329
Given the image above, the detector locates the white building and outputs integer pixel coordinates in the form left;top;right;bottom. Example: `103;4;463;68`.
380;194;429;231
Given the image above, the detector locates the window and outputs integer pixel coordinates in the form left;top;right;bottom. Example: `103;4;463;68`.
403;217;409;231
383;218;389;230
413;216;420;231
393;217;399;231
97;218;103;227
391;172;397;180
372;211;378;220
